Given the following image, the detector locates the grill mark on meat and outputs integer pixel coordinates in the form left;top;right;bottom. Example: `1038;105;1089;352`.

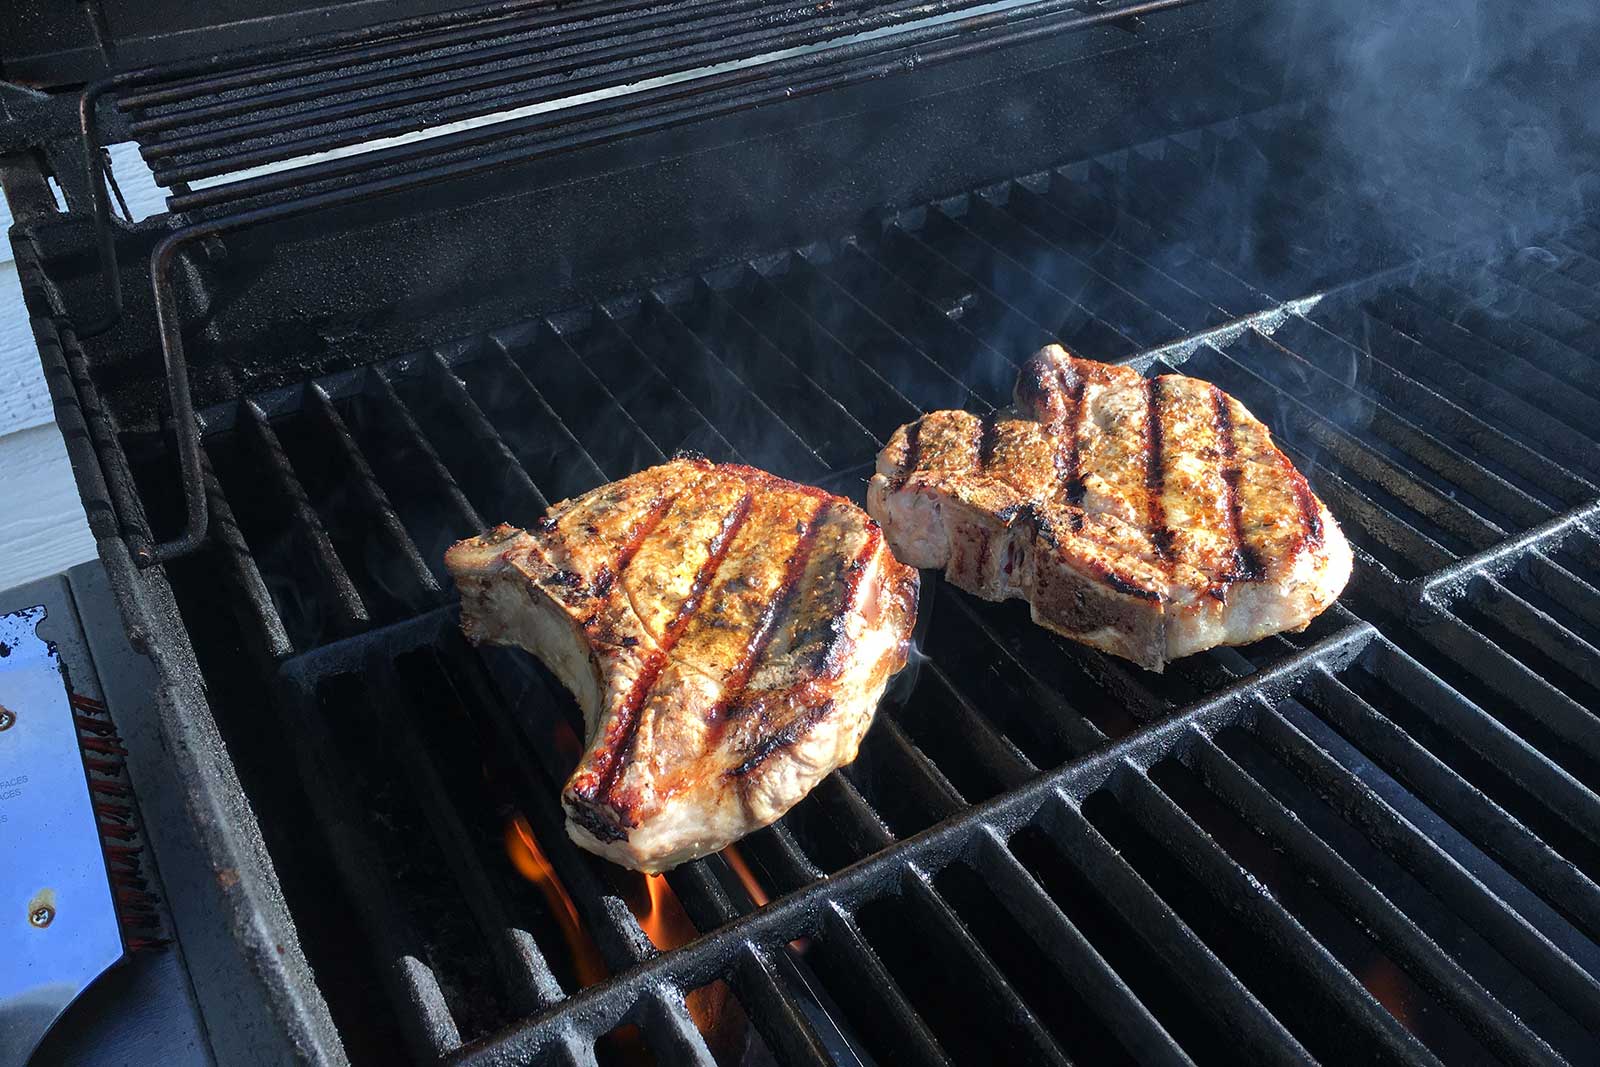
706;499;833;732
1292;469;1325;550
566;801;628;843
1212;385;1262;597
892;417;924;490
1144;377;1174;562
976;410;1000;470
720;462;835;502
578;493;755;806
1086;559;1163;601
590;494;677;596
818;519;884;678
726;701;834;779
1054;367;1087;531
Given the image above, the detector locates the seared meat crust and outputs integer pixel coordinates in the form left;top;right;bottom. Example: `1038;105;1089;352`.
447;457;918;871
868;345;1351;671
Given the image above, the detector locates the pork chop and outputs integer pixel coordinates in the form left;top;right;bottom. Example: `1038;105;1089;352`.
867;345;1351;671
446;456;918;872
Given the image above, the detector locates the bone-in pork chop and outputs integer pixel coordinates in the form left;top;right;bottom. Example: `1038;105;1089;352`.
447;457;918;872
868;345;1351;671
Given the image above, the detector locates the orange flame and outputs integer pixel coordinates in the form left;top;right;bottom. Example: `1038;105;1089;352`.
1361;959;1413;1026
722;845;770;907
625;873;740;1045
633;872;700;952
722;844;808;952
504;815;608;988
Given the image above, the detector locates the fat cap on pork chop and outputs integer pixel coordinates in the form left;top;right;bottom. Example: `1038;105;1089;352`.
446;456;918;872
867;345;1351;671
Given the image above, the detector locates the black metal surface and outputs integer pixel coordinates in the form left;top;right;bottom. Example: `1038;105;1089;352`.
8;2;1600;1063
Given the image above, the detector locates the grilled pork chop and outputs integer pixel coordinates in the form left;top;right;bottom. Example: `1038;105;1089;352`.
868;345;1351;671
446;457;918;872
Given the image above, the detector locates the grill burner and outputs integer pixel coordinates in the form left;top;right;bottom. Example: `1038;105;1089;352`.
7;1;1600;1062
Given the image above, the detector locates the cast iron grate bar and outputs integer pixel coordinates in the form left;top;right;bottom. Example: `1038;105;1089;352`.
814;906;957;1066
1305;300;1600;484
730;267;925;436
496;325;668;482
196;451;295;660
1398;609;1600;792
452;346;611;505
1185;732;1562;1067
1185;341;1515;556
1248;704;1600;1035
301;383;444;608
555;312;741;465
1334;648;1600;884
789;246;1005;413
401;353;550;523
630;296;831;481
902;865;1073;1066
237;399;371;633
138;0;1040;188
1033;164;1271;315
1224;327;1557;532
1114;767;1444;1065
672;284;883;465
1264;314;1598;510
366;656;568;1015
998;182;1235;332
190;620;1561;1062
131;0;836;145
431;637;732;1056
1045;797;1318;1066
1240;329;1565;530
277;671;465;1059
973;830;1195;1066
346;366;485;556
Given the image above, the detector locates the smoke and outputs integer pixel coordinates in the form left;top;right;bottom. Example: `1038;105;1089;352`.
1047;0;1600;484
1272;0;1600;266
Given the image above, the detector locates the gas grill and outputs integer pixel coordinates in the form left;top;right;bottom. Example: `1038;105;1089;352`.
4;0;1600;1063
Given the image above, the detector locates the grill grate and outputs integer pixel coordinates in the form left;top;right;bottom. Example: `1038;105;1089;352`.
68;105;1600;1064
